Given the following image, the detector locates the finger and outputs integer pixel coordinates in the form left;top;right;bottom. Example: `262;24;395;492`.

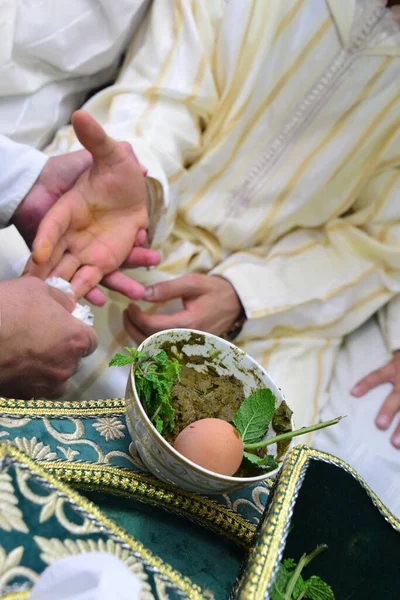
135;229;148;247
119;143;147;176
100;272;146;300
122;247;161;268
123;310;147;344
375;388;400;430
47;285;76;313
25;237;67;279
31;198;72;265
72;110;127;166
351;365;394;397
390;419;400;449
50;252;81;282
126;302;193;335
80;325;99;357
70;264;103;299
144;275;201;302
85;286;107;306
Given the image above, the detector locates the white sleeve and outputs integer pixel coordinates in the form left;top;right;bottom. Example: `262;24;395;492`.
0;135;48;228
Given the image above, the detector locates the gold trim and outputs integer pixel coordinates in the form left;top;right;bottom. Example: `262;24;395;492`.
0;443;206;599
234;446;400;599
42;461;256;549
1;593;29;600
0;397;126;418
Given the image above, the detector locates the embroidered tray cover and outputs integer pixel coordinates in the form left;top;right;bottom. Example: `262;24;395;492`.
0;397;399;600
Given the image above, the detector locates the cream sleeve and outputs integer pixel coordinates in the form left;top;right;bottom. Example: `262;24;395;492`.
48;0;221;248
0;135;48;228
212;157;400;342
379;295;400;353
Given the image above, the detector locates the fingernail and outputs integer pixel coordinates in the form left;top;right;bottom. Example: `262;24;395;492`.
351;384;362;396
144;287;154;299
376;414;390;429
391;434;400;448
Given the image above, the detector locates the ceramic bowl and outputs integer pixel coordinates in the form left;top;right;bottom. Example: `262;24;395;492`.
125;329;293;494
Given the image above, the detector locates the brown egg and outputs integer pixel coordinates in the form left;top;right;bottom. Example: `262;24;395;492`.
173;418;244;476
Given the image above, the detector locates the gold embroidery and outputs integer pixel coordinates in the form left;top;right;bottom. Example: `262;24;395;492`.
0;443;206;599
234;446;400;599
42;462;256;549
0;397;126;418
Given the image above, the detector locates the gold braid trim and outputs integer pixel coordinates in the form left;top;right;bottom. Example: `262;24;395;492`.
42;461;256;549
0;397;126;418
0;443;206;599
1;594;29;600
233;446;400;599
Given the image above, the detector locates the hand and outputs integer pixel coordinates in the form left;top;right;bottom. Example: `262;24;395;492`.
123;274;242;344
0;277;98;399
25;110;150;300
351;352;400;448
12;150;92;247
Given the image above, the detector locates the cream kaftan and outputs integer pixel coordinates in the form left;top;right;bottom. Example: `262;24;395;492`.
1;0;400;512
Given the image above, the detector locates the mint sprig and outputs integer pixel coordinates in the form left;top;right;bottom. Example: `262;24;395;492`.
109;347;180;434
232;388;275;444
271;545;335;600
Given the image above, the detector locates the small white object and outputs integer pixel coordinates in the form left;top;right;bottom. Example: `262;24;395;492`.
29;552;143;600
45;276;94;326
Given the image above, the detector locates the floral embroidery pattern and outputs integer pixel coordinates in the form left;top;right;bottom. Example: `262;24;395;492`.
13;437;58;461
0;471;28;533
92;417;126;441
34;537;154;599
0;545;38;590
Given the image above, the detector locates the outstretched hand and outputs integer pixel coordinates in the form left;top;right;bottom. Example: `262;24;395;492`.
351;351;400;448
24;110;151;300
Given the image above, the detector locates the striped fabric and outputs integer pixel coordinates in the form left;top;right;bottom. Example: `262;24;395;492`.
3;1;400;443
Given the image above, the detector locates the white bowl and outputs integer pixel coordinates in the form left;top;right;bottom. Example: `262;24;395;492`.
125;329;293;494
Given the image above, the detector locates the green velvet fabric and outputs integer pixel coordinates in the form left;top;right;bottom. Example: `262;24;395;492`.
86;491;244;598
283;461;399;600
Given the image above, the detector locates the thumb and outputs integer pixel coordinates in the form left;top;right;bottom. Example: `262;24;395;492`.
144;276;200;302
72;110;126;166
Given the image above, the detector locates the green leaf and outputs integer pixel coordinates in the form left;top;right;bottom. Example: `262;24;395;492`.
303;576;335;600
109;352;136;367
154;415;164;434
243;451;279;470
109;347;146;367
283;559;296;570
271;562;291;600
232;388;275;444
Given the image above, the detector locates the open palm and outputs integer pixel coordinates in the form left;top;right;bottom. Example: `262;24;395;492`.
26;111;150;299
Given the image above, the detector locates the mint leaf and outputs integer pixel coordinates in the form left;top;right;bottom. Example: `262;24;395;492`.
109;352;136;367
154;415;164;434
271;562;291;600
109;347;146;367
232;388;275;444
303;576;335;600
243;451;278;470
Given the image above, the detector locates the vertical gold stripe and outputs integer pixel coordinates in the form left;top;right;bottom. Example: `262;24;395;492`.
208;0;305;147
272;0;305;42
184;18;331;213
184;54;207;106
365;168;400;223
135;0;184;136
252;57;394;240
305;340;331;446
261;339;281;370
329;90;400;185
